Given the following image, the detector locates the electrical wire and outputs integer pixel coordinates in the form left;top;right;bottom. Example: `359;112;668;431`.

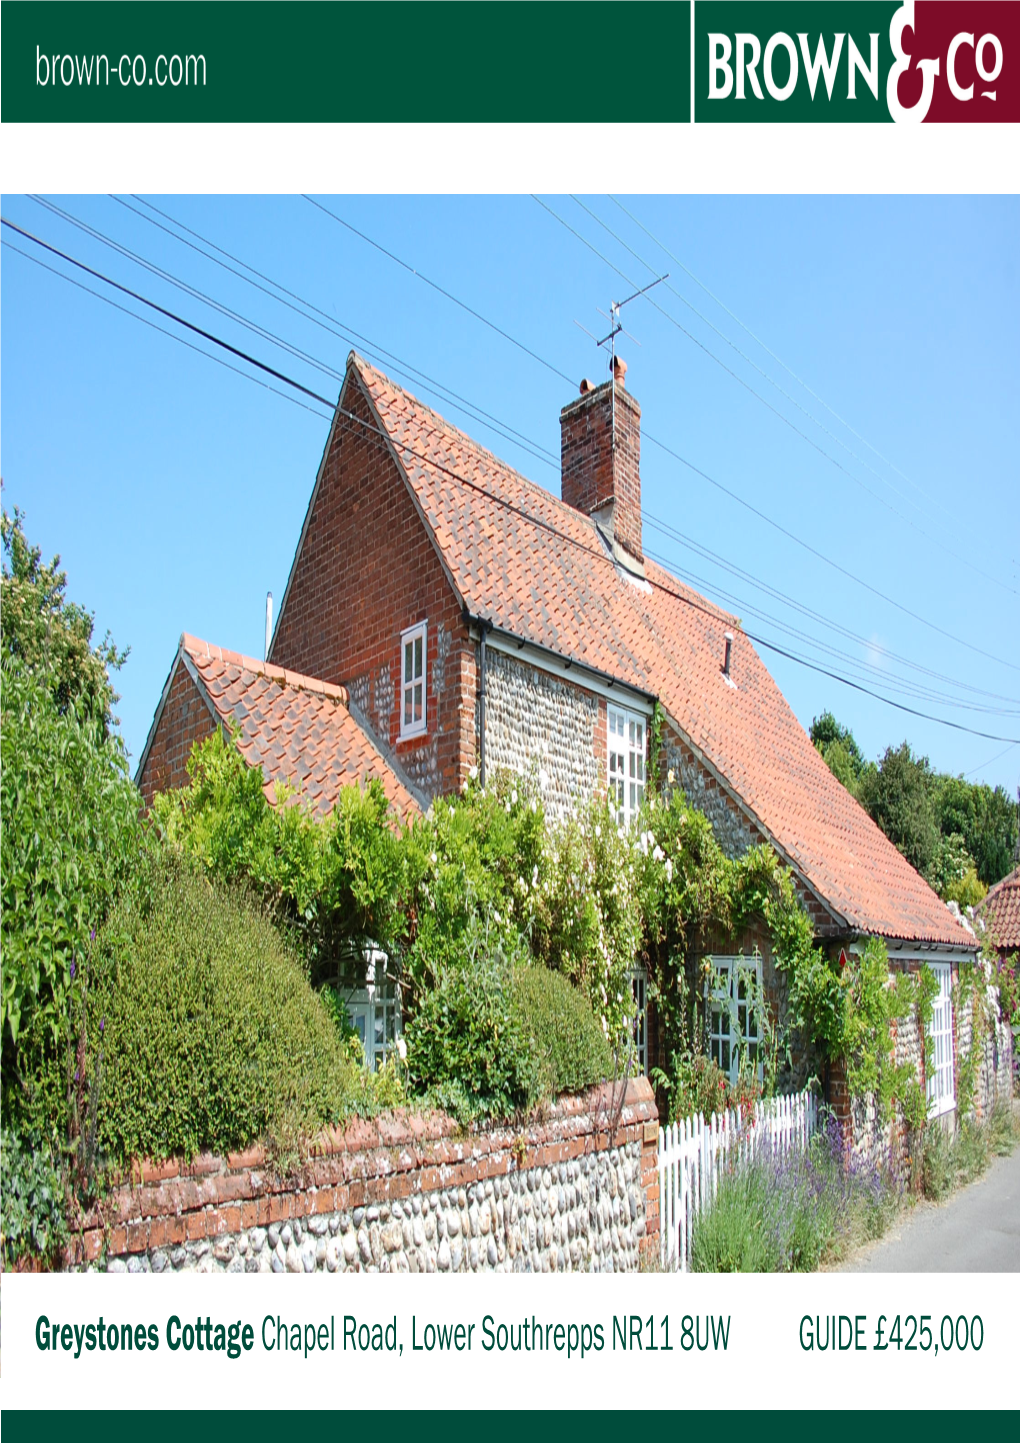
101;196;1020;707
303;194;575;387
609;194;963;530
541;194;1014;598
309;191;1020;677
116;194;560;471
8;211;1018;746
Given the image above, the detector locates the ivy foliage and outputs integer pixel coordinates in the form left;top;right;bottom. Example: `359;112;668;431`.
152;729;406;983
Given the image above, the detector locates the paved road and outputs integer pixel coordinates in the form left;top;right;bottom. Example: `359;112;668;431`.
840;1144;1020;1271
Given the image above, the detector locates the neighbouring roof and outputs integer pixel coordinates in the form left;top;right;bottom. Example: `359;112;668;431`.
351;354;973;949
979;867;1020;953
149;634;420;823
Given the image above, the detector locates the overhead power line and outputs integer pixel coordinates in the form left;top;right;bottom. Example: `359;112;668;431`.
99;196;1020;708
609;194;962;531
312;192;1020;678
303;194;575;387
539;194;1014;598
6;214;1018;748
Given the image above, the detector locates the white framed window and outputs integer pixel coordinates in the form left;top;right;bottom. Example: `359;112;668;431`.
629;965;648;1075
608;705;645;827
706;954;762;1087
926;962;955;1118
400;621;427;739
342;950;402;1071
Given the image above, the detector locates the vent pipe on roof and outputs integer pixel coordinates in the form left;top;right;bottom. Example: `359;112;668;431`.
722;631;734;680
265;592;273;662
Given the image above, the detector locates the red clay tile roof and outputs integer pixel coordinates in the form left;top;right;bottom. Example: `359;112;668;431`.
979;867;1020;952
352;355;972;949
180;635;419;823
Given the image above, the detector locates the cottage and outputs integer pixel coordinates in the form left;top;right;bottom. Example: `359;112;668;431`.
139;350;986;1132
978;865;1020;964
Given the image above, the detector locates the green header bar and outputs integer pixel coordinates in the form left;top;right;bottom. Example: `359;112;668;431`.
0;1;692;122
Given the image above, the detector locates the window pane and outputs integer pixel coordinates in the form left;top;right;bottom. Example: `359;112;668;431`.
404;692;412;726
414;635;423;678
414;683;422;721
405;641;413;684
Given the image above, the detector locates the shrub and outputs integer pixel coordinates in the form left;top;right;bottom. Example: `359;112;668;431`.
84;857;357;1166
1;1127;68;1268
1;657;141;1139
403;908;540;1122
512;965;612;1098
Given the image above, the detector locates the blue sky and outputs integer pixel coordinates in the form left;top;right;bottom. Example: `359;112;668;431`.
2;194;1018;794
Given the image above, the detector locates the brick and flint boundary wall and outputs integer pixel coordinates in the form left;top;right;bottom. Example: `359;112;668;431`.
68;1078;659;1275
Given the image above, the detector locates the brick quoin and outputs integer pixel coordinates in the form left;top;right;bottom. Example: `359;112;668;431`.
271;371;475;802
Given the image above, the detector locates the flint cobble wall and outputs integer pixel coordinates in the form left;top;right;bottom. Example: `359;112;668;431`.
482;649;600;823
67;1079;659;1276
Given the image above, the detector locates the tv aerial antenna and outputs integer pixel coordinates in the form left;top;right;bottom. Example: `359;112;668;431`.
573;273;668;448
574;273;669;373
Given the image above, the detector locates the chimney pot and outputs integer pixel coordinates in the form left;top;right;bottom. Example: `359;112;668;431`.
612;355;628;387
579;378;593;395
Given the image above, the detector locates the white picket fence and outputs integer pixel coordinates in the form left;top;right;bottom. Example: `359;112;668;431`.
658;1087;818;1273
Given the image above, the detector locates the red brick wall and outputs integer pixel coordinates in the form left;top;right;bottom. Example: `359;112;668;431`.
560;380;642;563
68;1079;659;1267
271;375;474;802
137;661;217;808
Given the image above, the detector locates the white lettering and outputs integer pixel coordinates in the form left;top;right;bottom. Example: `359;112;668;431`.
797;32;844;100
976;33;1002;82
847;33;879;99
736;33;764;100
764;32;799;100
708;34;734;99
60;53;74;86
36;45;50;85
947;32;974;100
75;53;93;85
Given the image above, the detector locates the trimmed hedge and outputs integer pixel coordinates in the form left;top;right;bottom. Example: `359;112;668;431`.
86;858;357;1164
513;965;612;1098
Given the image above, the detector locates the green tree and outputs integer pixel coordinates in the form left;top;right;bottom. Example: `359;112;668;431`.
857;741;940;880
1;507;127;726
811;711;867;797
1;659;142;1138
934;774;1017;887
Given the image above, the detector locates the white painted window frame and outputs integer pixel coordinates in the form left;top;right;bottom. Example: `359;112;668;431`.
342;949;403;1071
399;620;428;740
926;962;955;1119
705;954;763;1088
629;965;649;1075
607;704;646;827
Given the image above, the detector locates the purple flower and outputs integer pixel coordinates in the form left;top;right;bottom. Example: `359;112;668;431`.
74;1069;80;1083
69;960;76;980
99;1018;105;1034
90;928;96;942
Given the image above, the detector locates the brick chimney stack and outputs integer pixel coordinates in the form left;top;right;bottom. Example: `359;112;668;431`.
560;356;643;574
